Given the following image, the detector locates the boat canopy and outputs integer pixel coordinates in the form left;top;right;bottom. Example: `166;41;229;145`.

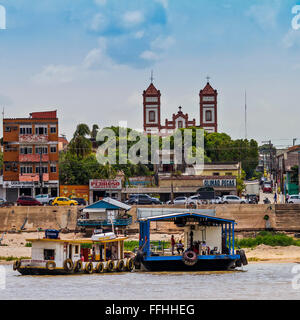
83;197;131;213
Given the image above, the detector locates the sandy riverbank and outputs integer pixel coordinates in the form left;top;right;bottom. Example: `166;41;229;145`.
1;232;300;264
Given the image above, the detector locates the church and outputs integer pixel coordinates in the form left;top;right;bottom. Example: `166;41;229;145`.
143;78;218;135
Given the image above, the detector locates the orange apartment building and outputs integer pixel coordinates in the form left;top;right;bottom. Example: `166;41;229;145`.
3;111;59;201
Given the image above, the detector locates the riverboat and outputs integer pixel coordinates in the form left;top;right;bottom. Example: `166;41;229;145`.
14;229;134;275
134;209;248;272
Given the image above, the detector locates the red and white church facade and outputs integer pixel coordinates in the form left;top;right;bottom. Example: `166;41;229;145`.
143;80;218;135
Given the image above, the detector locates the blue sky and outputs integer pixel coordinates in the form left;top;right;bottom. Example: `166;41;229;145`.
0;0;300;147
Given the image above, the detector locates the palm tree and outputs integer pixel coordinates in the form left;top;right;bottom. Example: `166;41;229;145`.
69;123;92;158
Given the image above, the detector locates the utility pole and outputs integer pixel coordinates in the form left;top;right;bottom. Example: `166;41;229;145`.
293;138;297;146
39;149;43;195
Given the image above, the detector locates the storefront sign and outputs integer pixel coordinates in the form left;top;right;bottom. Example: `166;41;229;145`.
3;181;35;188
203;179;236;188
89;179;122;190
125;177;153;187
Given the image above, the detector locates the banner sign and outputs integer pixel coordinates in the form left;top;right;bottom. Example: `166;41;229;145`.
89;179;122;190
203;179;236;188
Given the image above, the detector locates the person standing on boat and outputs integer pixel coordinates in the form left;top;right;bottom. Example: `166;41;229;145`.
177;240;184;254
171;235;176;255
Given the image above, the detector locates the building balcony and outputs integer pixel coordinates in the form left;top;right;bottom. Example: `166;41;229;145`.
19;154;49;162
19;134;48;143
77;217;132;227
19;173;49;182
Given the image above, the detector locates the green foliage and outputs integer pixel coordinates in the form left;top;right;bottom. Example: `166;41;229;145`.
124;240;171;251
0;256;31;261
69;123;92;159
25;242;32;247
235;231;297;248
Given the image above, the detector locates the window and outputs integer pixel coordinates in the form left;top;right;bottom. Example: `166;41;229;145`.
75;245;79;254
20;146;33;154
20;166;33;174
149;111;156;122
50;146;57;153
5;164;11;171
226;172;233;176
50;165;57;173
178;121;183;128
50;126;57;133
35;147;48;154
44;249;55;260
145;97;158;102
205;110;212;121
35;125;48;135
203;96;215;102
5;127;11;132
20;126;32;134
213;172;220;176
35;166;48;174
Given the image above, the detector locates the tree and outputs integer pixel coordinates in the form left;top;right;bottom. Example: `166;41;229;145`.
69;123;92;158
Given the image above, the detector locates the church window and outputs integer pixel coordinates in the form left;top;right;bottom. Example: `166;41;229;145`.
206;110;212;121
149;111;156;122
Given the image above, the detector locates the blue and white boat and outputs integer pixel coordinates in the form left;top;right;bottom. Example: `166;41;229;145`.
134;208;248;272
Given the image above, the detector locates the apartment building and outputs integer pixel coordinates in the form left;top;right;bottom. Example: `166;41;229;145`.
3;111;59;201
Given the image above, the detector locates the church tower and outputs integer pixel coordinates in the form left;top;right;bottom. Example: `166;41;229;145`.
143;78;161;134
199;78;218;133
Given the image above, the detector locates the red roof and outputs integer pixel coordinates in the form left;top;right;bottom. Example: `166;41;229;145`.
30;111;57;119
145;83;159;95
201;82;216;94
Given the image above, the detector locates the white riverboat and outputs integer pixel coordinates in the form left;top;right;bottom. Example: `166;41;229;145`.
13;229;134;275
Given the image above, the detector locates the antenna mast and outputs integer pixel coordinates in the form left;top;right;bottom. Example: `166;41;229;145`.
245;90;247;140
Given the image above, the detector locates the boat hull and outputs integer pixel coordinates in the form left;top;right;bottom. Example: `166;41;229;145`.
141;258;237;272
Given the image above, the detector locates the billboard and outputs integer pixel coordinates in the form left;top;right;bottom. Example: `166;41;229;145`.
89;179;122;190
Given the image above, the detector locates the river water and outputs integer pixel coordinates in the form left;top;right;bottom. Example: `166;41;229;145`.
1;263;300;300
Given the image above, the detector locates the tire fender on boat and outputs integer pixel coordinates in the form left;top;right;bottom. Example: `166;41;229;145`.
239;249;248;265
117;259;124;272
13;259;21;271
63;259;74;272
107;260;114;272
182;250;197;266
74;260;83;273
85;262;93;274
46;261;56;271
127;258;134;271
96;262;104;273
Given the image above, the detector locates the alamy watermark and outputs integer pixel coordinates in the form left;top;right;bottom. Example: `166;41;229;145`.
95;123;204;172
292;5;300;30
0;4;6;30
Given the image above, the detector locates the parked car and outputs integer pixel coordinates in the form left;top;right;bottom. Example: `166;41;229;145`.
221;195;247;204
69;197;87;206
288;195;300;204
35;194;56;205
17;196;42;206
126;194;161;205
51;197;78;206
186;195;203;207
166;197;187;205
263;184;272;193
211;196;222;204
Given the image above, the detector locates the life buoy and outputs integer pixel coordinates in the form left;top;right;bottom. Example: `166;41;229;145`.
239;249;248;266
117;260;124;272
74;260;83;273
106;260;114;272
182;250;197;266
127;258;134;271
96;262;104;273
46;261;56;271
63;259;74;272
85;262;93;274
13;259;21;271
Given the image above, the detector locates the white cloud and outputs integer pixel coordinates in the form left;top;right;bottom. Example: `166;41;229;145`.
140;50;161;61
32;65;78;84
94;0;107;6
282;29;300;48
151;36;175;50
133;30;145;39
90;13;107;31
154;0;168;9
122;10;144;27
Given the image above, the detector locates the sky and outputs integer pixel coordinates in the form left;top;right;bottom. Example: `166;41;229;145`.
0;0;300;147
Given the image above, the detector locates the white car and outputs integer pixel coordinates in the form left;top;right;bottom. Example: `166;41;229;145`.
211;196;222;204
221;195;247;204
167;197;187;205
35;194;56;205
288;195;300;204
187;195;203;207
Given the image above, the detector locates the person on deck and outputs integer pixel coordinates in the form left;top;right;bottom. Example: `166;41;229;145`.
177;240;184;254
201;241;207;255
171;235;176;255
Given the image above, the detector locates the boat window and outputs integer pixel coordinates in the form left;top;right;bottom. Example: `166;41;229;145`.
44;249;55;260
75;245;79;254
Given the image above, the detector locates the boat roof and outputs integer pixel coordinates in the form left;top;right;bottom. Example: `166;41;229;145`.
26;236;128;244
83;197;131;212
138;212;235;224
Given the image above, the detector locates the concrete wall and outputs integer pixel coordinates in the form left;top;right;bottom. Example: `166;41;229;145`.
1;204;300;233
